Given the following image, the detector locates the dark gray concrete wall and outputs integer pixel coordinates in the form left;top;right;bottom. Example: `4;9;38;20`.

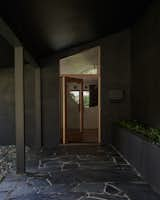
0;68;15;145
0;35;42;148
41;59;60;148
0;37;15;145
0;63;37;147
40;29;131;147
101;31;131;143
131;0;160;127
24;64;36;147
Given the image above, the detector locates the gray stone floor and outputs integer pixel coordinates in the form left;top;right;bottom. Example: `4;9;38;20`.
0;145;160;199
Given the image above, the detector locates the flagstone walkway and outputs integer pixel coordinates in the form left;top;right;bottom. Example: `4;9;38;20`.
0;145;159;200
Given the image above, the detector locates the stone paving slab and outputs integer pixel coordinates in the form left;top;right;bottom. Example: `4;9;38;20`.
0;145;160;200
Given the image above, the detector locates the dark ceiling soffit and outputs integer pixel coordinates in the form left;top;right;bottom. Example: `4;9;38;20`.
39;25;131;66
39;37;100;65
38;0;152;64
0;18;21;47
38;36;107;67
0;18;40;68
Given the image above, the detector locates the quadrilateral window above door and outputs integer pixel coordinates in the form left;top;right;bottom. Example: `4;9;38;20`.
60;47;99;75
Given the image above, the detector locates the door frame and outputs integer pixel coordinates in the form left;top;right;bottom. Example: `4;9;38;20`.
60;46;101;144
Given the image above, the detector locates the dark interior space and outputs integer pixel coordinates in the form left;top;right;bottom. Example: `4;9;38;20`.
0;0;160;199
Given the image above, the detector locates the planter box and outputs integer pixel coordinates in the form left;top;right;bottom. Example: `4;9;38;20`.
112;126;160;193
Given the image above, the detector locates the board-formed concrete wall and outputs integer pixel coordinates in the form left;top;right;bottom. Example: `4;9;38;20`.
24;64;36;147
0;35;42;148
0;68;15;145
0;37;15;145
131;0;160;128
100;30;131;143
40;29;131;147
41;59;60;148
0;64;37;146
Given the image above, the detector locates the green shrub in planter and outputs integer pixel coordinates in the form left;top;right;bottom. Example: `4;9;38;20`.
117;120;160;145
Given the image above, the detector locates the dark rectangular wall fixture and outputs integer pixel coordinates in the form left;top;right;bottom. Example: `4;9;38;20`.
15;46;25;174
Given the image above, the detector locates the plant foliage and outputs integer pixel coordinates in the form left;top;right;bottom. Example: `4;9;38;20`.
117;120;160;144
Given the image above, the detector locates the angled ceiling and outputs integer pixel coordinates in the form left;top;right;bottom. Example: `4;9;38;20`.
0;0;151;60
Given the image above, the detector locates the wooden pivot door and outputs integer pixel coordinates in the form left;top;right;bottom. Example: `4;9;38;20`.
65;77;83;143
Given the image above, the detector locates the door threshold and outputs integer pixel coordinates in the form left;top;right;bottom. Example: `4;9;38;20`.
60;143;99;146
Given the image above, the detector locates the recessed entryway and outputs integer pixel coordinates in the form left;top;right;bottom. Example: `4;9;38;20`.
59;47;101;144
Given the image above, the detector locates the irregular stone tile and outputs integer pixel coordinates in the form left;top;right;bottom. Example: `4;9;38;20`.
63;162;80;170
26;171;49;179
0;181;17;192
1;145;160;200
38;192;85;200
50;170;81;184
52;168;141;184
26;160;39;170
115;165;131;171
79;161;118;170
9;182;36;198
114;182;160;200
77;154;111;162
5;173;27;182
86;193;129;200
73;182;105;193
39;183;77;194
8;193;40;200
105;183;123;195
0;191;8;199
26;177;50;188
42;160;61;168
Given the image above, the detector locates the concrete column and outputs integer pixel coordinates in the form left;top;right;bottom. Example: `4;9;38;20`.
15;46;25;174
34;67;42;149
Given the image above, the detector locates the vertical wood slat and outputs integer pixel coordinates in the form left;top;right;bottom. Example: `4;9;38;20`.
15;46;25;174
98;76;101;144
80;81;84;133
98;46;101;144
62;76;66;144
35;67;41;149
